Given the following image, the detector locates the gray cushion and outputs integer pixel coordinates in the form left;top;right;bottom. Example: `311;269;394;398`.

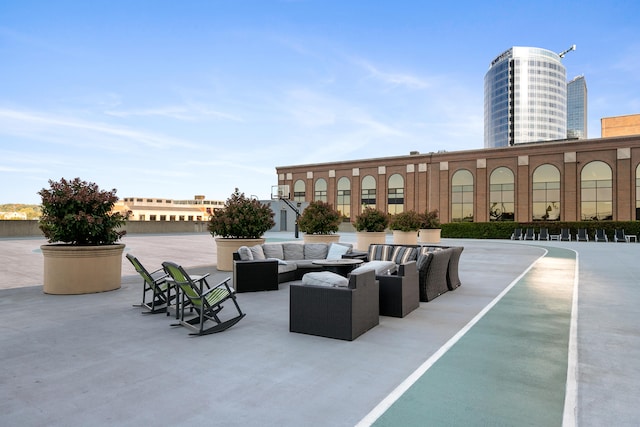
368;244;394;261
250;245;266;260
351;260;397;275
391;246;418;264
304;243;329;260
278;263;298;274
237;246;253;261
294;260;323;269
416;253;433;271
326;243;351;260
262;244;284;259
302;271;349;288
282;243;304;260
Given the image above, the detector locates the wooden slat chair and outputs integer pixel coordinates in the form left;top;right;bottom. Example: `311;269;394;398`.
126;254;173;315
162;262;245;336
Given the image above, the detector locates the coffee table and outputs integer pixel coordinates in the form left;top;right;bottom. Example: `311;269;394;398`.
312;259;363;277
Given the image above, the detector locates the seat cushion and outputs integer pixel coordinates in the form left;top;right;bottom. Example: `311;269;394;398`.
302;271;349;288
351;260;397;275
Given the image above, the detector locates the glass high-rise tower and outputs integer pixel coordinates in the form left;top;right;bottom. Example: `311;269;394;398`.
567;75;588;139
484;47;568;148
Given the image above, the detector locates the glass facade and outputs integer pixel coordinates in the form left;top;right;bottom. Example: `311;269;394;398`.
451;169;474;222
567;75;587;139
485;47;567;148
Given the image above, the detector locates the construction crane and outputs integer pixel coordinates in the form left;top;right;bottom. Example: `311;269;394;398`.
559;44;576;58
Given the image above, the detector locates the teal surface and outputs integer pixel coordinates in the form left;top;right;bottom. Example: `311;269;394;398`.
374;246;576;426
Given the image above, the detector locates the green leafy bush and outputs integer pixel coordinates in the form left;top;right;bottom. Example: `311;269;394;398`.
354;207;389;232
389;210;422;232
420;209;441;229
208;188;275;239
298;200;341;235
38;177;127;245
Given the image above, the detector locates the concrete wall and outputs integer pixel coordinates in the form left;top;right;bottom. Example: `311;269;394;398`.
0;220;210;238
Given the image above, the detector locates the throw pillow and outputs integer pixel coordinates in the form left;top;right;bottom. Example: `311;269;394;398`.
368;244;393;261
237;246;253;261
250;245;266;260
391;246;418;264
326;243;350;260
304;243;329;259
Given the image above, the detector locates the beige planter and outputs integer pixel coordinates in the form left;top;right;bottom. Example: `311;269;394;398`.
302;234;341;244
392;230;418;245
41;244;125;295
355;231;387;251
215;237;265;271
418;228;441;244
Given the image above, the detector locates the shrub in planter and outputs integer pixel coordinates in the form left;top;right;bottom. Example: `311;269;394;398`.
208;188;275;239
420;209;441;229
354;207;389;232
298;200;341;235
389;210;422;232
38;177;127;245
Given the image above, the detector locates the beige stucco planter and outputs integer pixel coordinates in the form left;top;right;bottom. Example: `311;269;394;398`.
215;237;265;271
41;244;125;295
302;234;341;244
392;230;418;245
355;231;387;251
418;228;441;244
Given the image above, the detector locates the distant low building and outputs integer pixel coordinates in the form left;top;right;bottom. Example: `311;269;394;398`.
602;114;640;138
115;195;225;221
0;212;28;220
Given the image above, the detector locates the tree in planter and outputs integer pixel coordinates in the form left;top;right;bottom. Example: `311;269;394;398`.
298;200;341;235
420;209;441;229
419;209;442;243
354;207;389;232
208;188;275;239
389;210;422;232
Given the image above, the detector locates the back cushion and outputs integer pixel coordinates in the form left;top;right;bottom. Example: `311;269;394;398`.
262;244;284;260
237;246;253;261
391;246;417;264
416;253;433;271
250;245;266;260
368;244;393;261
304;243;329;260
282;243;304;260
326;243;351;260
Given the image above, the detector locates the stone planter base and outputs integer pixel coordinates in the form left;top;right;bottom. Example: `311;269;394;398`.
418;228;441;244
392;230;418;245
355;231;387;251
302;234;341;244
215;238;265;271
41;244;125;295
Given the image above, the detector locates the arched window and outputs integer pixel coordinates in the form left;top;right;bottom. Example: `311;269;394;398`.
293;180;305;202
489;167;515;221
314;178;327;202
361;175;376;209
451;170;474;222
532;164;561;221
388;174;404;214
337;177;351;220
581;161;612;220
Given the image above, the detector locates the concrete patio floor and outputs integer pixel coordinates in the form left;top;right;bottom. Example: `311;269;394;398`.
1;232;639;426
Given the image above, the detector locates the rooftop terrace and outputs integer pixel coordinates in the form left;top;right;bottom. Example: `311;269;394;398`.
1;232;639;426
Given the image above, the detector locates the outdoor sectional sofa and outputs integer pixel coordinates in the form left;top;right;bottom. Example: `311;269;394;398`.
232;242;354;293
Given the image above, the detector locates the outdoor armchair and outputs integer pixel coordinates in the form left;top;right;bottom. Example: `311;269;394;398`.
377;261;419;318
510;228;523;240
595;229;608;242
560;228;572;241
576;228;589;242
162;261;245;336
126;253;173;315
538;228;550;241
523;228;536;241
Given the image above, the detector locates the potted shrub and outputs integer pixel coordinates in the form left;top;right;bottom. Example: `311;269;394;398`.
208;188;275;271
418;209;441;243
389;210;421;245
297;200;341;244
38;177;128;294
354;207;389;250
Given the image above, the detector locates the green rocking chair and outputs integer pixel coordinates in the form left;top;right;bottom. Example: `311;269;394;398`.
162;262;245;336
126;254;174;315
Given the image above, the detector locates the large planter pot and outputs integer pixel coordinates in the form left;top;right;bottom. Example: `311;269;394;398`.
41;244;125;295
392;230;418;245
355;231;387;251
215;237;265;271
418;228;441;244
302;234;341;244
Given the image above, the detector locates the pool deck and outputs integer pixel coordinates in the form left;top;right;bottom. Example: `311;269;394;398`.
1;232;639;426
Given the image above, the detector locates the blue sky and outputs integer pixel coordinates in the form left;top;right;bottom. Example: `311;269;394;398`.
1;0;639;204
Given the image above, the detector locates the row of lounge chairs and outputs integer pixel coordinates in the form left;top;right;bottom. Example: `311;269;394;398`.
511;228;637;242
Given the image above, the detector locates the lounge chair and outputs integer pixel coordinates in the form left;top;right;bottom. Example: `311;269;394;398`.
576;228;589;242
162;262;245;335
523;228;536;241
615;229;628;242
510;228;523;240
595;229;608;242
538;228;550;241
560;228;571;241
126;254;173;314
